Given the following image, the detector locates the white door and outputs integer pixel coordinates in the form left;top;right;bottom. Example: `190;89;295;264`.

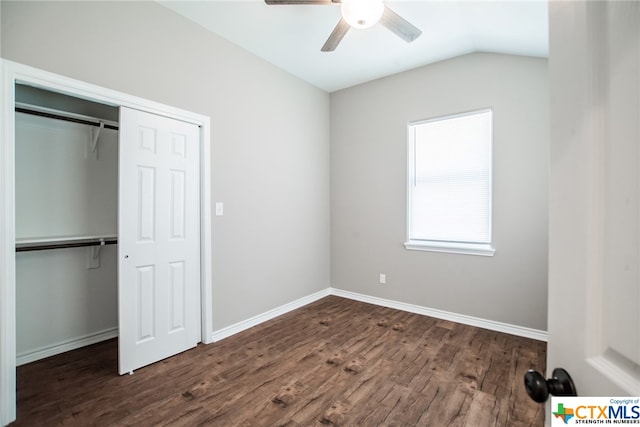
118;107;201;375
547;0;640;403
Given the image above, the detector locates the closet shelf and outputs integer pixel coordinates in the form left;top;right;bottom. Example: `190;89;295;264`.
16;235;117;252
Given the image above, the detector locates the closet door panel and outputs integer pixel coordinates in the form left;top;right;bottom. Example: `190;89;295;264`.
136;166;156;242
118;107;200;375
135;265;156;343
169;169;186;240
168;261;186;333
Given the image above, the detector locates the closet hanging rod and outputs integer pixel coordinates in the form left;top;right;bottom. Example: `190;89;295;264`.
16;237;118;252
15;105;119;131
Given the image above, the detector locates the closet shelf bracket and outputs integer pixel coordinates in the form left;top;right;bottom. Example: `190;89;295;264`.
89;121;104;159
87;239;106;269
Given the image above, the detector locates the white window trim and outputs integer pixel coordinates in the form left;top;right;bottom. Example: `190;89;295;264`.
404;239;496;256
405;109;495;257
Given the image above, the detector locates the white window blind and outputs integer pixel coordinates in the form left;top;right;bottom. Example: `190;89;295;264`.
405;109;495;256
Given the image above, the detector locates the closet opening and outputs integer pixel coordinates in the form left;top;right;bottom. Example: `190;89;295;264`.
1;60;213;425
15;84;120;367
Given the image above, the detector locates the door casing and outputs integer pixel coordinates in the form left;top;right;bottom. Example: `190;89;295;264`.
0;59;213;425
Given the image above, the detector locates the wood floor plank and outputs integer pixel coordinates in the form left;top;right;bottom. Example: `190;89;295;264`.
12;296;546;426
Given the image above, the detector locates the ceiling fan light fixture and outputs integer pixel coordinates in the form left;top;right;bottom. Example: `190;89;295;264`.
340;0;384;29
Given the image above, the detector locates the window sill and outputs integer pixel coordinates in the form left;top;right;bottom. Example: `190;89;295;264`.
404;240;495;257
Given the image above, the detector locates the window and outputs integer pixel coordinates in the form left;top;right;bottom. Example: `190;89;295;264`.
405;109;495;256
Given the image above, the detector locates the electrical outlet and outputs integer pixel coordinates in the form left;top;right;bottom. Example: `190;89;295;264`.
379;273;386;284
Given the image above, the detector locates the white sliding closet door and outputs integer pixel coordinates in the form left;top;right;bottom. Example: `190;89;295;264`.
118;107;201;375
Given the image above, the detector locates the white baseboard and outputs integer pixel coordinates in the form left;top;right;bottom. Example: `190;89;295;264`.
210;286;547;344
211;288;331;342
16;327;118;366
330;288;548;342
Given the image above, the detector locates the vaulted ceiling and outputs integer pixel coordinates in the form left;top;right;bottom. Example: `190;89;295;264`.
160;1;548;92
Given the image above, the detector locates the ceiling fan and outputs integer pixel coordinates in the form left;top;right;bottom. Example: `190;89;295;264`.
264;0;422;52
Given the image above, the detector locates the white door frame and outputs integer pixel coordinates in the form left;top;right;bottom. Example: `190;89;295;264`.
0;59;213;425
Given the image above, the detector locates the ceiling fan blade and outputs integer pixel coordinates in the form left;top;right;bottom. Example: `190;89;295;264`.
265;0;334;4
321;18;350;52
380;6;422;43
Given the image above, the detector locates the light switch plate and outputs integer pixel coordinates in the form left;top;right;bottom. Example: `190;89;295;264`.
215;202;224;216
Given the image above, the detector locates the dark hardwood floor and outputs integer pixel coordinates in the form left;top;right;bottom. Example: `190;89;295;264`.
13;296;546;426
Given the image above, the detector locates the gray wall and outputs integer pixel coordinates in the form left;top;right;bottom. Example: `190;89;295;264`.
2;2;548;335
330;53;549;331
1;1;331;331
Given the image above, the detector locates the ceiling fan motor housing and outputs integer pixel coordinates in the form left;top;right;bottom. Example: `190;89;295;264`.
341;0;384;29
